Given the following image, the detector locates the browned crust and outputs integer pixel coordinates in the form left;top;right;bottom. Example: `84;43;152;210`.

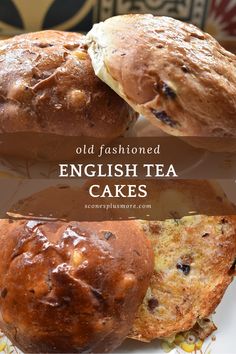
0;30;136;138
0;219;153;353
87;15;236;137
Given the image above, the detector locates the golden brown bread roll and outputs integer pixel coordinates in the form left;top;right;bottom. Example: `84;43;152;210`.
86;15;236;137
0;30;136;138
0;219;153;353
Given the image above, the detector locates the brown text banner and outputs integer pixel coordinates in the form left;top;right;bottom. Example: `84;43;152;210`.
0;179;235;221
0;134;235;179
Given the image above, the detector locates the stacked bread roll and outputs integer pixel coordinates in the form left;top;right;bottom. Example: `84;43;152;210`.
86;14;236;138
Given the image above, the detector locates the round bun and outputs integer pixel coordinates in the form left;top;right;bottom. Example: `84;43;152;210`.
131;215;236;341
0;219;153;353
0;30;136;138
87;15;236;137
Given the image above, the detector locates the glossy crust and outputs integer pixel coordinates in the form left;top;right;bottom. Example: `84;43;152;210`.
87;15;236;137
0;219;153;353
130;215;236;341
0;30;136;137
